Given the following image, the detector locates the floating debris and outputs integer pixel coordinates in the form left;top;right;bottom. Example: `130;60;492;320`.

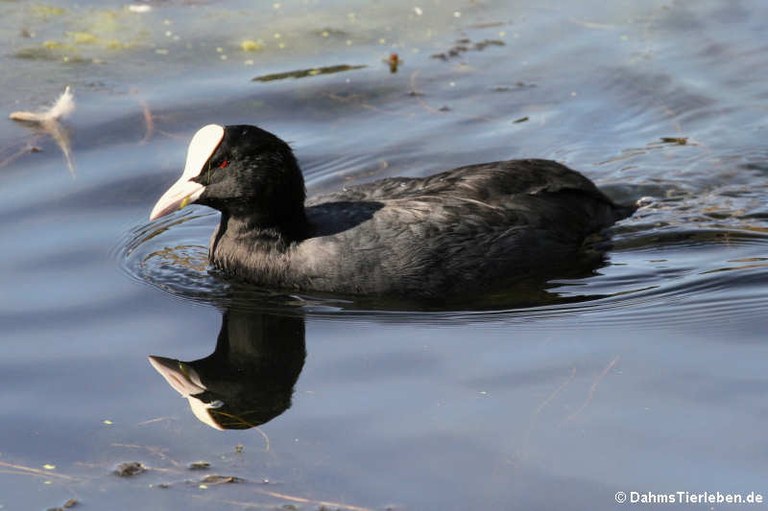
469;21;507;29
240;39;264;52
494;81;536;92
315;27;349;39
46;498;78;511
31;5;66;18
200;474;243;485
187;461;211;471
127;4;152;13
9;87;76;175
0;460;77;481
660;136;689;145
252;64;366;82
45;498;78;511
67;31;98;44
474;39;505;51
113;461;147;477
385;52;402;73
0;143;43;170
10;86;74;123
432;37;505;60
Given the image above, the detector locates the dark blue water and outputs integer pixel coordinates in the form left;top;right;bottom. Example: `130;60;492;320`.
1;1;767;509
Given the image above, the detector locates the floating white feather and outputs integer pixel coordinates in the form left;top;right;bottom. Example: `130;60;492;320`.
9;86;75;123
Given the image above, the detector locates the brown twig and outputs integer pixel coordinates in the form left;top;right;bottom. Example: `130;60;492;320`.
110;442;184;469
191;496;275;510
139;98;155;144
251;487;376;511
564;355;620;423
518;366;576;461
408;69;495;123
409;69;444;114
253;426;271;452
0;139;43;169
531;367;577;421
0;461;78;481
192;488;376;511
321;91;403;117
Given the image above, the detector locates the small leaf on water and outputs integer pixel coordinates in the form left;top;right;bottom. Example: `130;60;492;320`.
188;461;211;470
660;136;688;145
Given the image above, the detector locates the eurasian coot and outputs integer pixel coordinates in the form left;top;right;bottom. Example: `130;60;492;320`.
149;124;634;298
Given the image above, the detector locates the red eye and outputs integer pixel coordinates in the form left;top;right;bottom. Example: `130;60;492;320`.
218;159;229;169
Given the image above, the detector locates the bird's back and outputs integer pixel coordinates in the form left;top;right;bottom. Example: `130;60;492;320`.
283;159;633;297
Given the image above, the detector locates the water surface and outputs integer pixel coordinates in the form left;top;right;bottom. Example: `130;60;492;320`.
1;1;767;509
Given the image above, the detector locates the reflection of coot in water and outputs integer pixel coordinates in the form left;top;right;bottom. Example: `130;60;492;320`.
148;124;635;299
149;310;305;430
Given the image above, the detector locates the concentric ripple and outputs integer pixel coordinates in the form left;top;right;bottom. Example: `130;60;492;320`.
118;199;768;327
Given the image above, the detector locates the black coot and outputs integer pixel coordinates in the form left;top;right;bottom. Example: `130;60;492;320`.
149;124;634;298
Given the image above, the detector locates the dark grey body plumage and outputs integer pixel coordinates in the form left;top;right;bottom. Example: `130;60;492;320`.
206;156;633;298
148;125;633;298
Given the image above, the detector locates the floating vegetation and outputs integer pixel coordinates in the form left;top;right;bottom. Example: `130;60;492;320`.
0;440;374;510
14;46;67;62
146;245;210;272
660;136;689;145
113;461;147;477
14;5;146;63
240;39;265;52
431;37;506;60
67;31;99;44
0;460;77;481
474;39;506;51
30;4;66;19
199;474;243;485
494;81;537;92
314;27;349;39
46;497;78;511
599;136;698;166
252;64;366;82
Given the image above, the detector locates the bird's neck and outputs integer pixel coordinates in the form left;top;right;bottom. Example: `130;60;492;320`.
212;206;310;253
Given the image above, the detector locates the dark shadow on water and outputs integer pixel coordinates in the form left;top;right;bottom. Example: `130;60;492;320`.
149;306;306;430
